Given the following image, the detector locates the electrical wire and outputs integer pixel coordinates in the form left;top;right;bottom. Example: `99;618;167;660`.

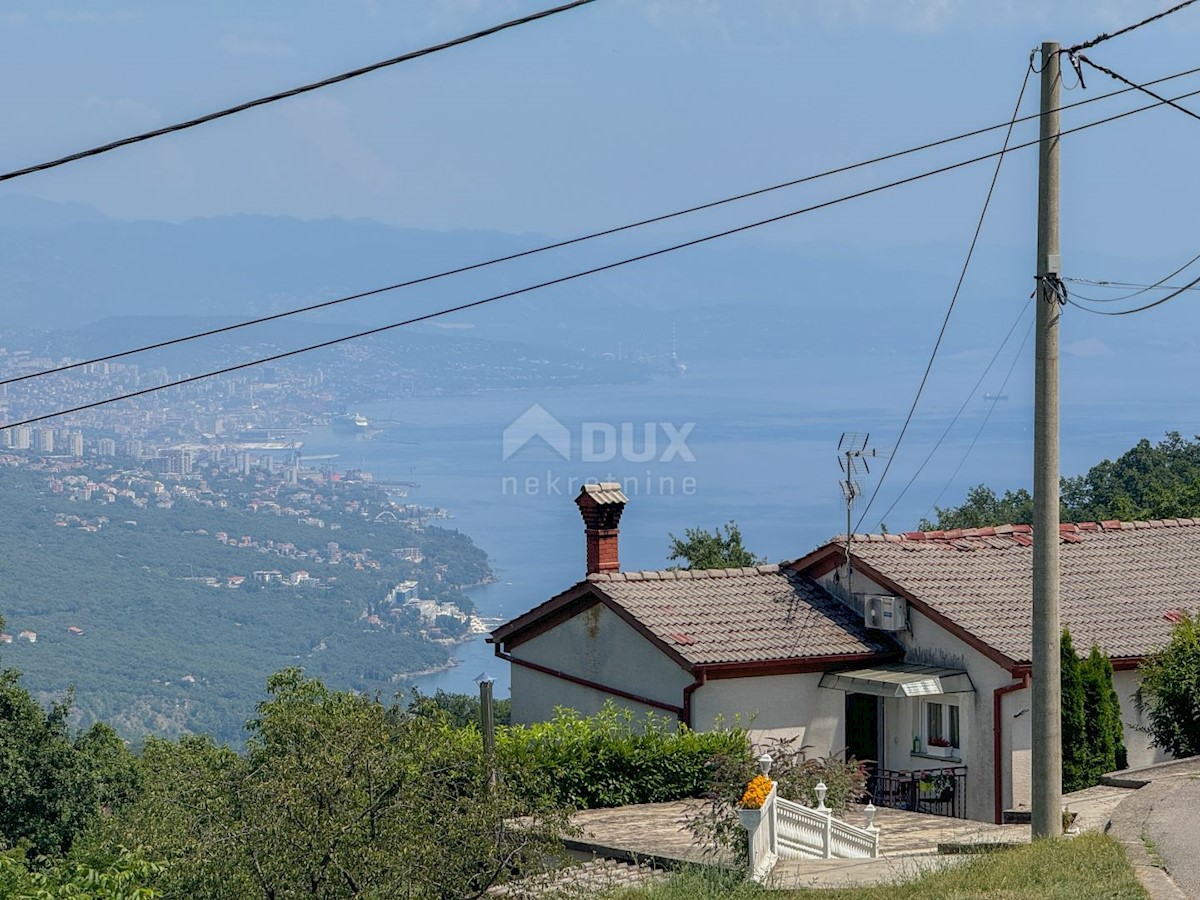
1063;248;1200;302
853;61;1033;532
870;297;1033;530
921;316;1036;526
1068;0;1200;53
1066;270;1200;315
9;67;1200;389
7;70;1200;428
0;0;598;185
1076;55;1200;124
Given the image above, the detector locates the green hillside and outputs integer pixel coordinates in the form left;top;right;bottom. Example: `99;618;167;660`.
0;461;491;744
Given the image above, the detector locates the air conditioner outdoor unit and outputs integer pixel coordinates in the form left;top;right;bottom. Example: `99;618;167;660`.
864;595;907;631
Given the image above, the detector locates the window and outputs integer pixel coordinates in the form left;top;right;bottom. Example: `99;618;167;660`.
923;700;960;751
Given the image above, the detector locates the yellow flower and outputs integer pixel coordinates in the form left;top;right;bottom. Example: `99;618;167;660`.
740;774;774;809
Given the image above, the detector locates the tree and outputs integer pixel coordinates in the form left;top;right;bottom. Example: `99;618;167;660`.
667;521;764;569
1081;647;1127;774
1060;630;1089;793
923;432;1200;530
95;669;568;899
1137;611;1200;758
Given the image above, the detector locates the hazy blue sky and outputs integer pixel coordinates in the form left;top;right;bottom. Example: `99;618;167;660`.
1;1;1198;259
3;1;1200;528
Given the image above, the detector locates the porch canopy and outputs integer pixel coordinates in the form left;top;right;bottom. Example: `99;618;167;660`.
819;662;974;698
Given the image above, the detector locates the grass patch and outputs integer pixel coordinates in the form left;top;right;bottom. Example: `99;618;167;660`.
606;833;1148;899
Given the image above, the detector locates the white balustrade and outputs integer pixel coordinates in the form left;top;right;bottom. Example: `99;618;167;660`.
739;781;880;880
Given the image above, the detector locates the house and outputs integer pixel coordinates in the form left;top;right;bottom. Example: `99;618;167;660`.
491;486;1191;824
67;625;84;636
17;630;36;643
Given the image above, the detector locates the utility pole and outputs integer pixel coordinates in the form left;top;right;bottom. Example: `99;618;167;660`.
1032;41;1063;840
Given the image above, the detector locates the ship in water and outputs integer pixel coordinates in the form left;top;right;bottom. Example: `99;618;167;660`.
332;413;370;432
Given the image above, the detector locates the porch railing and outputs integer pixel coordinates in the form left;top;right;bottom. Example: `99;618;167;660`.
868;766;967;819
740;756;881;882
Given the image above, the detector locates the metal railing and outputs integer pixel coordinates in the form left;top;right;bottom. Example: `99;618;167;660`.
869;766;967;819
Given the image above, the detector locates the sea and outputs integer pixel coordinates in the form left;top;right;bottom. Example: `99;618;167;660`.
295;353;1199;699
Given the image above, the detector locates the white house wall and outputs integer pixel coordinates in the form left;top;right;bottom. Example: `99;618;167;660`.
507;600;692;725
1113;669;1172;769
690;673;845;756
817;564;1023;822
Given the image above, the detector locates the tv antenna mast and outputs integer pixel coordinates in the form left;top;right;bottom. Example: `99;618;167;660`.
838;432;876;598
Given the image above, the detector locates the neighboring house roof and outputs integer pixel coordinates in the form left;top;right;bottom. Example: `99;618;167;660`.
491;564;899;671
793;519;1200;667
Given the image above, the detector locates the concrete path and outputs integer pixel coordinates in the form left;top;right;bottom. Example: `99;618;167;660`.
1107;761;1200;900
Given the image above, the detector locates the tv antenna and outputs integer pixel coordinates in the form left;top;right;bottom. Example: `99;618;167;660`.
838;432;877;598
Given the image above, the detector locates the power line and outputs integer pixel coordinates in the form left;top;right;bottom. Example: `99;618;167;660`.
870;297;1032;530
921;316;1036;525
0;0;598;185
1076;54;1200;124
1066;269;1200;315
1068;0;1200;53
9;67;1200;389
853;60;1033;532
6;74;1200;428
1063;248;1200;302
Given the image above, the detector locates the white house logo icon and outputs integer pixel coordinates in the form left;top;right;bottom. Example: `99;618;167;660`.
502;404;571;461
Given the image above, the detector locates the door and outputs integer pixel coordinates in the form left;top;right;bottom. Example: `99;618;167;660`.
845;692;880;766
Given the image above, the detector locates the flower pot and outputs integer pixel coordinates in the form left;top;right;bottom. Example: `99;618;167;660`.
738;806;764;830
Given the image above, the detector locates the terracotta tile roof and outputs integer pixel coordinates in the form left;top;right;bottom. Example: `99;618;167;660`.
816;519;1200;663
583;564;897;666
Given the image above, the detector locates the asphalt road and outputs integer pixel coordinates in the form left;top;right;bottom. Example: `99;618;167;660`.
1143;774;1200;899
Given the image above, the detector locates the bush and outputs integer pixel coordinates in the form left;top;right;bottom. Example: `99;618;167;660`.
684;735;869;863
1138;610;1200;757
497;702;751;809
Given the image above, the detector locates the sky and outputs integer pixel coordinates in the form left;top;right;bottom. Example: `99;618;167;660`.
3;0;1200;531
1;0;1198;256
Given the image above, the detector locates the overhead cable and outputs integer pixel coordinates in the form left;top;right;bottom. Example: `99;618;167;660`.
854;61;1033;532
1068;0;1200;53
6;74;1200;427
0;0;597;185
870;296;1033;530
12;69;1200;390
921;317;1036;525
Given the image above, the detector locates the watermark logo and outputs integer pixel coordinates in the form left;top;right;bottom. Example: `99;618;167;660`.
502;403;571;461
502;405;696;463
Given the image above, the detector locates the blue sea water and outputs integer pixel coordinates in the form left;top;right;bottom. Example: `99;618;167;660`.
297;353;1200;698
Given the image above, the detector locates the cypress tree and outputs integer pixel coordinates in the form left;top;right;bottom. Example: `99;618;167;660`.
1081;646;1121;778
1060;629;1089;792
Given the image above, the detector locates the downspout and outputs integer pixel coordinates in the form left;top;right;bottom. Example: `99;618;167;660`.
682;668;707;730
993;673;1031;824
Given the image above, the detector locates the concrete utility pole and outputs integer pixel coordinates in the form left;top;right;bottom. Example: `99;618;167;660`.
1032;41;1063;840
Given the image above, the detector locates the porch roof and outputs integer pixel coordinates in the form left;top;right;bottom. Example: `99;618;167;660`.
818;662;974;697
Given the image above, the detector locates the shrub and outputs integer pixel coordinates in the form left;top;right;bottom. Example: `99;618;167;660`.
496;702;751;809
1138;610;1200;757
684;735;869;863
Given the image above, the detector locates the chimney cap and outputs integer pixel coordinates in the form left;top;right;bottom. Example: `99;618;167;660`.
576;482;628;507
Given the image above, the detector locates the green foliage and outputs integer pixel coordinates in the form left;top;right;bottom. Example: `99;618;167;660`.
498;702;751;809
1137;610;1200;757
684;736;869;864
0;669;138;860
1061;630;1127;792
1060;630;1089;792
0;845;163;900
667;521;764;570
923;432;1200;530
0;463;491;745
407;687;511;729
91;669;568;899
1081;647;1127;774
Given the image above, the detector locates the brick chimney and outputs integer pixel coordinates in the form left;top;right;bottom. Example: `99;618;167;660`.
575;482;628;575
